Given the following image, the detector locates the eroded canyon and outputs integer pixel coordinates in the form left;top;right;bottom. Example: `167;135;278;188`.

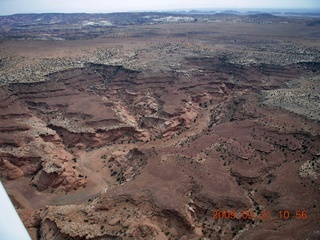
0;12;320;240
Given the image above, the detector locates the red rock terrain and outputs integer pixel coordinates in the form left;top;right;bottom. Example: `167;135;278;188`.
0;87;86;192
0;15;320;240
1;58;319;239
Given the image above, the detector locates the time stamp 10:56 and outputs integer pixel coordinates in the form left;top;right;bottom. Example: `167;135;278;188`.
212;210;308;220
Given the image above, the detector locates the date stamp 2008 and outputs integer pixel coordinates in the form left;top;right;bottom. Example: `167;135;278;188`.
212;210;308;220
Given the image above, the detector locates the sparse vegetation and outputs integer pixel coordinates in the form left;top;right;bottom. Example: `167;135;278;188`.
0;11;319;240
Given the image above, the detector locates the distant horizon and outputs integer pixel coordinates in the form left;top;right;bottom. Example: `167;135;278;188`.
0;0;319;16
1;7;320;17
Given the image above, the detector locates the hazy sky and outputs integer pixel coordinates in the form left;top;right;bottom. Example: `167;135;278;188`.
0;0;319;15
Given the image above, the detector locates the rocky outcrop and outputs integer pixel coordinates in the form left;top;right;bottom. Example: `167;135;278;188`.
1;40;320;240
31;192;196;240
0;87;86;192
0;159;24;180
107;148;147;184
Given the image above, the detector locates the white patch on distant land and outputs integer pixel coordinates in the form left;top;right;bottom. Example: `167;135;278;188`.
152;16;195;23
